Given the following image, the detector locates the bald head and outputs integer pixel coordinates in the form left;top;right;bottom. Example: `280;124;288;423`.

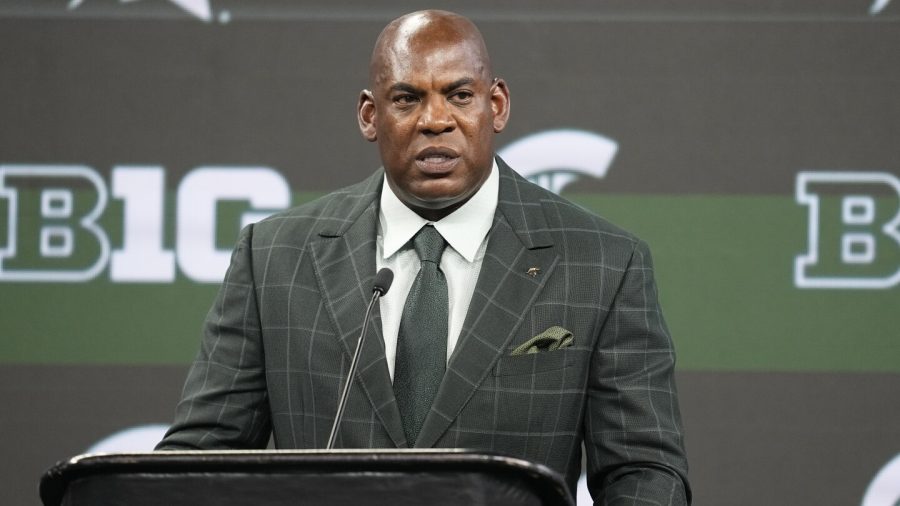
369;10;493;88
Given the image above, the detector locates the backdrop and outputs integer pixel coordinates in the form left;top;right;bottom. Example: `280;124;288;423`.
1;1;898;505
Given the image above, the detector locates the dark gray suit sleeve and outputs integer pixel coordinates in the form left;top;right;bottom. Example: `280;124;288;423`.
156;224;272;450
584;239;691;505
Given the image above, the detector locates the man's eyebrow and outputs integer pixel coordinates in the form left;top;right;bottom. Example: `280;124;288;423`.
442;77;475;93
388;78;476;95
389;83;421;94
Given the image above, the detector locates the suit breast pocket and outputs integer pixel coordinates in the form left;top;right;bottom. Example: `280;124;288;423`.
492;350;574;377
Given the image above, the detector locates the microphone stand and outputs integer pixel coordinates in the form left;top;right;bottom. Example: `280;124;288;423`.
326;269;392;449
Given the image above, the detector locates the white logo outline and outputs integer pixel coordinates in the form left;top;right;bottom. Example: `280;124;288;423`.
68;0;214;23
862;453;900;506
794;171;900;289
0;165;111;282
498;129;618;194
870;0;893;15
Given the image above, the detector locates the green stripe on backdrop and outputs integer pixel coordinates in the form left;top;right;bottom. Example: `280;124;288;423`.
569;194;898;373
2;193;897;372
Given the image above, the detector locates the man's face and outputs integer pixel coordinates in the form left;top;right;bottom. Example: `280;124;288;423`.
358;34;510;219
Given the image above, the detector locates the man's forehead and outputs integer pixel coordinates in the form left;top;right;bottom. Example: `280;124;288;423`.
369;10;491;88
375;40;486;86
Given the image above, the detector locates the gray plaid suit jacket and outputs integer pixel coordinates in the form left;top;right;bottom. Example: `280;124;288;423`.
158;158;690;504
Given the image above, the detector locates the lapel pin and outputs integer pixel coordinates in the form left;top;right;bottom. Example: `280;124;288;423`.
526;267;540;277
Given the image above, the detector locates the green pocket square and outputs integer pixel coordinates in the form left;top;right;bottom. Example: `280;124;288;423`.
511;326;574;356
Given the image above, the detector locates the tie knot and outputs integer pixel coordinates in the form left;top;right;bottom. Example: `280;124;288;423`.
413;225;446;264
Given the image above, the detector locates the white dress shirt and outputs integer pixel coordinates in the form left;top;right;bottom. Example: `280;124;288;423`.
376;161;499;380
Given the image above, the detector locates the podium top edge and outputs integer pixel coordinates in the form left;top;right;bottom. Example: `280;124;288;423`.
41;450;573;506
77;448;479;460
64;449;549;472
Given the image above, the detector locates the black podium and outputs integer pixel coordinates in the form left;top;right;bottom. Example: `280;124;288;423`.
40;449;574;506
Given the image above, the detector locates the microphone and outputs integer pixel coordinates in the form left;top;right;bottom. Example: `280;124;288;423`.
326;268;393;449
372;267;394;297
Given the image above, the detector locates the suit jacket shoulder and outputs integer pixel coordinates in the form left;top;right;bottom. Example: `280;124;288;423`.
249;169;383;248
496;158;644;263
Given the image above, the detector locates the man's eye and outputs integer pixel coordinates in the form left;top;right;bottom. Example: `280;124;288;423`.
394;94;418;105
450;91;474;103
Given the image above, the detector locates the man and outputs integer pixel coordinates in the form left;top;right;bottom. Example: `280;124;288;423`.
158;10;690;504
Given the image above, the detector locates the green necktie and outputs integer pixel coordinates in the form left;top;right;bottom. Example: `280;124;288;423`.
394;225;448;446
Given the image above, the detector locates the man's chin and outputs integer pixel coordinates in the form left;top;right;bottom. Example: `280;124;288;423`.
403;189;473;220
406;182;468;208
388;174;482;219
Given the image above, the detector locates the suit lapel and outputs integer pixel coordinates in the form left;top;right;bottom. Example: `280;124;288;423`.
415;161;560;448
308;171;406;448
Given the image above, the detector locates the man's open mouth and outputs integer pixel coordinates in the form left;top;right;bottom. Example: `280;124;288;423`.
415;148;460;173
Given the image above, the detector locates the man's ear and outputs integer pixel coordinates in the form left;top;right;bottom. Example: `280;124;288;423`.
490;78;511;133
357;90;377;142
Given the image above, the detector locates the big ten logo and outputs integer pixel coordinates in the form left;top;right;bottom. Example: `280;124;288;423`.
0;165;289;283
795;171;900;289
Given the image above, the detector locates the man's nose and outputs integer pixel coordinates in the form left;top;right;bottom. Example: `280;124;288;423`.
418;97;455;135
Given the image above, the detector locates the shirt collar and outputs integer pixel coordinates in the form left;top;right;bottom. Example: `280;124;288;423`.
379;159;499;262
